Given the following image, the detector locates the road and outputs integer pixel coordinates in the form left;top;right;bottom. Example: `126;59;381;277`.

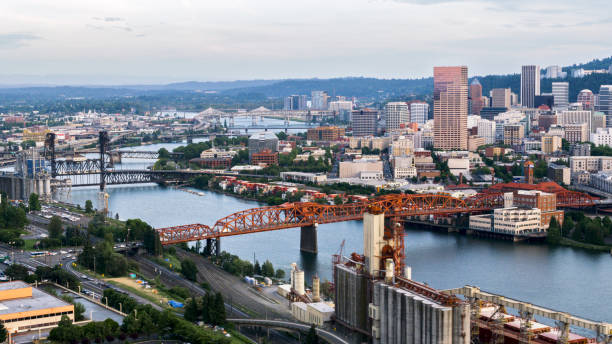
229;319;349;344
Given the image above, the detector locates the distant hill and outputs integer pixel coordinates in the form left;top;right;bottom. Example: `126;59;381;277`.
563;56;612;72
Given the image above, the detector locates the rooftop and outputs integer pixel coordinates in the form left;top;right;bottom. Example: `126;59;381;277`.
0;281;71;316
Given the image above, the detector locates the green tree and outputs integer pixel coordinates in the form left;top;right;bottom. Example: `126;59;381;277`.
547;217;561;245
158;147;170;159
48;215;63;239
262;260;274;277
0;322;7;343
28;193;41;212
85;199;94;214
254;260;261;275
561;217;574;238
275;268;286;279
305;324;319;344
212;292;226;326
184;297;200;322
181;259;198;281
333;195;343;205
74;301;86;321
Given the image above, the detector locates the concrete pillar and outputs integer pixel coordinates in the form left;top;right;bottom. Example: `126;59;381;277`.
215;238;221;256
300;224;318;254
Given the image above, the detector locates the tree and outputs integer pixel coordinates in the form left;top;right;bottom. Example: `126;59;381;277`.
333;195;343;205
28;193;41;212
85;200;94;214
275;268;285;279
181;259;198;282
561;217;574;238
5;264;30;281
254;260;262;275
212;292;226;326
547;217;561;245
184;298;200;322
305;324;319;344
0;322;7;343
48;215;63;239
262;260;274;277
74;301;86;321
158;148;170;159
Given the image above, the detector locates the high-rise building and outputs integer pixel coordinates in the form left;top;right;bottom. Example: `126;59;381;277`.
476;118;496;144
409;102;429;124
558;110;592;133
384;102;409;131
598;85;612;116
491;88;511;108
543;65;567;79
351;109;378;137
521;65;540;108
577;89;595;110
469;78;483;115
552;82;569;109
503;124;524;146
433;66;468;150
311;91;329;110
283;95;307;110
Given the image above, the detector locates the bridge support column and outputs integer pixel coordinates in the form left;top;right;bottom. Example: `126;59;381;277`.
300;224;318;254
205;238;221;257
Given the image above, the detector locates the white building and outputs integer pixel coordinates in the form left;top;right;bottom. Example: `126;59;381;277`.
591;128;612;147
409;102;429;125
590;172;612;194
385;102;409;131
570;156;612;174
393;156;417;179
470;207;543;236
476;118;496;144
291;302;334;326
552;82;569;109
494;110;525;142
558;110;592;133
339;160;383;179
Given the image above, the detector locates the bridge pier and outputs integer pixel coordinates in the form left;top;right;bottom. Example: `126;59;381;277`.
300;224;318;254
205;238;221;256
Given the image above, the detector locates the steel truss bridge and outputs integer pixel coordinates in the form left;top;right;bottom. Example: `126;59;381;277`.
64;170;200;187
111;150;183;160
157;193;507;245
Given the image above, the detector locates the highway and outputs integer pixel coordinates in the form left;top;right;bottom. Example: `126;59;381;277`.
229;319;349;344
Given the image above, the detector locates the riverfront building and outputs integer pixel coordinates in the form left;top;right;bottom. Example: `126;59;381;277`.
248;132;278;162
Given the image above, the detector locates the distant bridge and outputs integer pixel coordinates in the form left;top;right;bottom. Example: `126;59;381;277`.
227;124;318;131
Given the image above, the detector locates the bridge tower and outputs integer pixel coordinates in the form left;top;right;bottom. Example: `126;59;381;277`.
99;131;110;191
44;133;56;178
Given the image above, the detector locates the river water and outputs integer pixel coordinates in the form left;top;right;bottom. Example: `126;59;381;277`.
54;124;612;324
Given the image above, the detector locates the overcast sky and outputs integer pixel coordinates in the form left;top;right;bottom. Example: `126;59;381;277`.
1;0;611;85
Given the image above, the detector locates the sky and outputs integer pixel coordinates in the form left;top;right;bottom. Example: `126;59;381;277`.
1;0;611;85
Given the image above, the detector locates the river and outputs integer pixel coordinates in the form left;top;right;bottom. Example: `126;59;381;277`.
54;131;612;324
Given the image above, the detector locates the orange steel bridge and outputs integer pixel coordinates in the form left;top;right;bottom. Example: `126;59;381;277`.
157;193;508;245
157;190;597;246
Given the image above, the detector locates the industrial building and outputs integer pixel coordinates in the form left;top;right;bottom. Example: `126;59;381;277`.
248;131;278;161
334;208;471;344
0;281;75;335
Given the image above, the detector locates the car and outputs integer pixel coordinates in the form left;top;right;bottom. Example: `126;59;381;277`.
81;274;87;279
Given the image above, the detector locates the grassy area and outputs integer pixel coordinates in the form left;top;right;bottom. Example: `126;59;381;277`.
23;238;38;251
559;237;612;252
106;279;175;311
152;253;182;272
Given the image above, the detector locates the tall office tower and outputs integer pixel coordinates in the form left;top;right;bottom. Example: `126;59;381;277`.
384;102;409;131
433;66;468;150
311;91;329;110
410;101;429;124
544;65;566;79
552;82;569;109
469;78;483;115
352;109;378;137
283;96;292;110
599;85;612;115
491;88;511;108
521;65;540;108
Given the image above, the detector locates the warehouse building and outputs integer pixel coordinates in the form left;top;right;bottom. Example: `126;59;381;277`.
0;281;75;335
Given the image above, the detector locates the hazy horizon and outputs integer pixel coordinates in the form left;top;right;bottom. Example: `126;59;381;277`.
2;0;612;85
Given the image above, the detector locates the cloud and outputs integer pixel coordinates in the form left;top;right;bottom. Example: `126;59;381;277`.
92;16;124;22
0;33;40;49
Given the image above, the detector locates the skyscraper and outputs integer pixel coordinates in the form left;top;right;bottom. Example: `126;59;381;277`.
409;102;429;125
600;85;612;127
384;102;409;131
491;88;511;108
352;109;378;137
521;65;540;108
552;82;569;109
433;66;468;150
311;91;329;110
469;78;483;115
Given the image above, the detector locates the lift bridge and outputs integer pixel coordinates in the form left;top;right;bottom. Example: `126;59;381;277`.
45;131;191;189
